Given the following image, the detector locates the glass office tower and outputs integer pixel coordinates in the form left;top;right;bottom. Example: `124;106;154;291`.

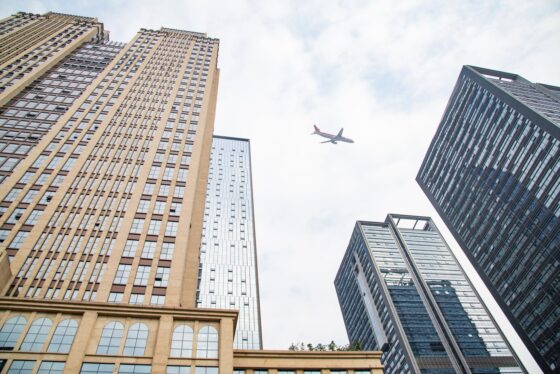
197;135;263;349
417;65;559;373
335;214;521;374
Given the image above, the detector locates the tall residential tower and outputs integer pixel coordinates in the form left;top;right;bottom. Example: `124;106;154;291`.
335;214;521;374
197;135;263;349
417;66;560;373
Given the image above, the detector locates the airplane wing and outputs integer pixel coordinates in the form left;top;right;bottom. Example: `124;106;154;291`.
336;128;344;138
320;140;332;144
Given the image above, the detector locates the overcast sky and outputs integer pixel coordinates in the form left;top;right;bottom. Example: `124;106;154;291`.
3;1;559;371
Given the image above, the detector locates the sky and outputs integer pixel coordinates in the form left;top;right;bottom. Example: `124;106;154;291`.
2;1;559;371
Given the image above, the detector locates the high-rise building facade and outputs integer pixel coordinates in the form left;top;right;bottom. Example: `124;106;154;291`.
0;11;384;373
0;40;124;184
0;12;107;105
0;21;220;309
197;135;263;349
335;214;522;374
417;66;560;373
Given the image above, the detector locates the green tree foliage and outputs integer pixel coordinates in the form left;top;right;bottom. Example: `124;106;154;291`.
288;340;362;351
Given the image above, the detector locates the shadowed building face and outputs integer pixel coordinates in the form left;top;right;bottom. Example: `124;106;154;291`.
417;65;560;373
335;214;522;374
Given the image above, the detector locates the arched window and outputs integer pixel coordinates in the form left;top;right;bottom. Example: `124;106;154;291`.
96;321;124;355
170;325;193;357
47;319;78;353
196;326;218;358
0;315;27;350
20;317;52;351
123;323;148;356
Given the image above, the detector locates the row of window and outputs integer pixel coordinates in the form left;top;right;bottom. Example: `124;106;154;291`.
234;371;371;374
0;361;218;374
0;316;218;358
0;317;76;352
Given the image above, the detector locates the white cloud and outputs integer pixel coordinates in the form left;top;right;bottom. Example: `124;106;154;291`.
1;1;558;371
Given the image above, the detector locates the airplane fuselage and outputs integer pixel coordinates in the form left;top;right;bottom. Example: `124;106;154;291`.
312;125;354;144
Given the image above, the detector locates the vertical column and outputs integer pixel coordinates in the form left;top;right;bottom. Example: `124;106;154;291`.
152;315;173;373
219;316;234;374
64;311;97;374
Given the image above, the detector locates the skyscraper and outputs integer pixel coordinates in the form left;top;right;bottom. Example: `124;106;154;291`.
335;214;522;374
197;135;263;349
1;20;220;309
0;11;384;373
417;65;559;373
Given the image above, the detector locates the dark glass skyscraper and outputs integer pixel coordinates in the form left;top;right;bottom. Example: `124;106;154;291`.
335;214;521;374
417;65;560;373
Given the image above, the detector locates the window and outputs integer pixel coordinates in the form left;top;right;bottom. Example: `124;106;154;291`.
143;184;155;195
163;167;174;180
114;264;132;284
123;240;139;257
19;172;34;184
278;372;295;374
118;365;151;374
233;371;245;374
130;219;144;234
254;371;268;374
0;315;27;349
22;190;38;204
108;292;123;303
148;220;161;235
170;203;182;216
196;326;218;358
170;325;193;357
130;294;144;304
47;319;78;353
20;317;52;351
141;241;156;258
9;231;29;249
148;166;160;179
177;168;188;182
123;323;148;356
165;222;178;236
25;210;42;225
38;361;65;373
7;360;35;373
5;188;22;202
173;186;184;198
167;367;190;374
8;208;25;224
154;267;170;287
194;368;218;374
137;200;150;213
159;184;170;196
151;295;165;305
160;242;174;260
96;321;123;354
149;201;165;216
134;266;151;286
80;363;115;374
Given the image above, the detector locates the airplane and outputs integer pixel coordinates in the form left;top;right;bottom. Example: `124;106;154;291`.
311;125;354;144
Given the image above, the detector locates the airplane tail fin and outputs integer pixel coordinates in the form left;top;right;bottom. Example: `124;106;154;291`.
312;124;320;134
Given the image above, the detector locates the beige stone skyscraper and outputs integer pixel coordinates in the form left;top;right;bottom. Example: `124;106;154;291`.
0;11;383;374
